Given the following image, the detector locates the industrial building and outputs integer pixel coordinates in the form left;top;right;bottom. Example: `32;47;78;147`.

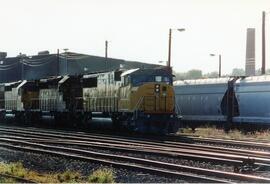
0;51;160;83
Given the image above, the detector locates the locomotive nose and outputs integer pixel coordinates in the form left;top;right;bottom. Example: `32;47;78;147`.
138;83;174;113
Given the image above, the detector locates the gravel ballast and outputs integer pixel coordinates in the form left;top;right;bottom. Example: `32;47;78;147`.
0;147;188;183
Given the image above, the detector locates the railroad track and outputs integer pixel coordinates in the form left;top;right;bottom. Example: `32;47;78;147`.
0;126;269;160
166;135;270;151
0;125;269;182
0;133;270;168
0;126;270;166
0;138;270;183
179;133;270;143
0;138;227;183
15;124;270;151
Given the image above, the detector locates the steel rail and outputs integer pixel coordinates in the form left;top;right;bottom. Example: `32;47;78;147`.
178;133;270;143
0;134;260;169
0;127;269;163
2;125;269;153
0;141;228;183
166;135;270;150
1;138;270;183
0;127;270;172
17;125;270;150
1;125;269;150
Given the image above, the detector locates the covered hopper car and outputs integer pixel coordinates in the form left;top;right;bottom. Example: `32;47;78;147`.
174;75;270;130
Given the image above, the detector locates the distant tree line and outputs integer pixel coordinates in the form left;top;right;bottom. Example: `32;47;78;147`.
174;68;270;80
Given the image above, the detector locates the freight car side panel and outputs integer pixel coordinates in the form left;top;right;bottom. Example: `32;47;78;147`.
174;83;227;122
234;81;270;124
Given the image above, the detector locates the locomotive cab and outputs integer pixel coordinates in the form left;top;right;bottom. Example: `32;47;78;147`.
119;68;174;112
118;68;179;134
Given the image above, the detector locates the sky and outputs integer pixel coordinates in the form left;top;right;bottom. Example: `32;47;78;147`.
0;0;269;74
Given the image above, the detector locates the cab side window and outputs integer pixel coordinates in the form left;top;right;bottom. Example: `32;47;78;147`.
124;76;130;86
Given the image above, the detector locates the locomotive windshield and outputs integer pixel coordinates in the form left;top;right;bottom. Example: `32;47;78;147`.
131;75;172;86
121;68;173;86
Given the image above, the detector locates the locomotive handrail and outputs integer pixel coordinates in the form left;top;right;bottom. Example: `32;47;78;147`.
175;102;182;117
133;96;144;120
133;96;144;111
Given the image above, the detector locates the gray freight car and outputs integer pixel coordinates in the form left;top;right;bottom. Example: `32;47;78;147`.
234;75;270;125
174;78;231;128
174;75;270;130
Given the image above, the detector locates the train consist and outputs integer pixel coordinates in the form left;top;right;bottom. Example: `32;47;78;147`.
174;75;270;130
0;67;179;134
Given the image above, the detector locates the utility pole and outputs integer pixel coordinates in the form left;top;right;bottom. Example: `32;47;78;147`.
105;40;108;70
167;29;172;70
63;48;68;75
167;28;185;72
57;49;59;76
219;54;221;77
105;40;108;59
262;11;266;75
210;53;222;77
20;53;24;80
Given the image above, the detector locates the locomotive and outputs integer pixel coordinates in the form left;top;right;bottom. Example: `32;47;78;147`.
174;75;270;130
0;67;180;134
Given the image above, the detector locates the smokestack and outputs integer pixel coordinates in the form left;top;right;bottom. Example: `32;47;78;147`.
262;11;266;75
245;28;255;76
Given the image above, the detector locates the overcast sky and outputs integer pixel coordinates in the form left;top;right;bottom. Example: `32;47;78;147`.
0;0;269;74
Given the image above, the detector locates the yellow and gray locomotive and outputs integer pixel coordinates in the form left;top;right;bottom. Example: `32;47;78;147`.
0;67;179;134
82;67;179;134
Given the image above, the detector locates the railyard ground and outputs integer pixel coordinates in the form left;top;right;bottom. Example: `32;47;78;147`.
0;147;185;183
178;126;270;141
0;161;115;183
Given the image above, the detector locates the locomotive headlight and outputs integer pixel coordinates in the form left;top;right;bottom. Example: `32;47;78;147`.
155;84;160;93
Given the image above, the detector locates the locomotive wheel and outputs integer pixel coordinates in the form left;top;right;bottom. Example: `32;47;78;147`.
81;113;92;127
112;117;121;128
111;114;123;128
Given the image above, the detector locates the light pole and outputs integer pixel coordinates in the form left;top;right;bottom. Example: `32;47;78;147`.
210;53;221;77
262;11;270;75
105;40;108;59
167;28;185;72
105;40;108;70
63;48;69;75
262;11;266;74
